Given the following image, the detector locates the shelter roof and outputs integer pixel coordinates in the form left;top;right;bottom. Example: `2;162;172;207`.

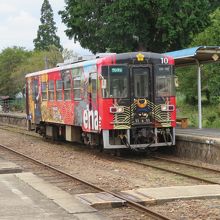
165;46;220;67
0;96;10;100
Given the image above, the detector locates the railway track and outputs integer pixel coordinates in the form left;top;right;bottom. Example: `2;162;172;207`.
117;155;220;185
1;123;220;219
1;124;220;186
0;123;39;138
0;143;171;220
153;155;220;173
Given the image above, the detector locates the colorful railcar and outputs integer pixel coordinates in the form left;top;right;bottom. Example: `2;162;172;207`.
26;52;176;150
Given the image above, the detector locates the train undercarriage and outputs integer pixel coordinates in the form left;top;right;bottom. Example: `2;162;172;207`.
35;122;175;152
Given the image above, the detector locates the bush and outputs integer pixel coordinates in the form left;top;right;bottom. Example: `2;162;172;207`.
10;99;25;112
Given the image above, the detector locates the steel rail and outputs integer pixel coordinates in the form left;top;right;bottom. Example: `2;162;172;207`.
152;156;220;173
0;143;171;220
116;157;220;185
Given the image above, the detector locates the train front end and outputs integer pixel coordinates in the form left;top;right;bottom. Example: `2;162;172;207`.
100;52;176;150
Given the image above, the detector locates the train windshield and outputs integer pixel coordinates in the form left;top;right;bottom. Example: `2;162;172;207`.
133;67;149;98
101;65;129;98
156;65;175;97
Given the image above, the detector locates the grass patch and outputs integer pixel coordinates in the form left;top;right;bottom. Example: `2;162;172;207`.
176;94;220;128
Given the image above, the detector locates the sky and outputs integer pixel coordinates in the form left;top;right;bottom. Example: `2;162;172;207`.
0;0;91;55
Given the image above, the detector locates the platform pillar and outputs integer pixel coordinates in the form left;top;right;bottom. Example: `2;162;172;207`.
197;60;202;129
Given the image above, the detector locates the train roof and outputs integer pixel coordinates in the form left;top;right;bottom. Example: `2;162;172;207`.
25;57;98;78
25;52;169;78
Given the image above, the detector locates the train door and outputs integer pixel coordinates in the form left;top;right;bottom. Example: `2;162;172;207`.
29;78;41;124
88;72;99;131
131;66;153;126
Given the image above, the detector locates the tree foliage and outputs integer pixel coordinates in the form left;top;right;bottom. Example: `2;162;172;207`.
0;47;30;96
191;8;220;46
0;46;63;97
60;0;217;53
192;8;220;103
34;0;62;51
177;8;220;104
62;48;78;61
12;46;63;95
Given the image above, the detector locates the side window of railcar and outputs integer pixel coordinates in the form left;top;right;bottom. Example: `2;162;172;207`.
64;75;71;100
91;73;97;100
73;76;81;100
56;80;63;101
48;80;54;101
41;82;47;100
72;67;82;101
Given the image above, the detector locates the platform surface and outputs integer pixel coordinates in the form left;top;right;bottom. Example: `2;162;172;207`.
176;128;220;139
121;184;220;204
0;157;22;174
0;172;109;220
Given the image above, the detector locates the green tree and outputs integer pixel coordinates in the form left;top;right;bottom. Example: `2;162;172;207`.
59;0;217;53
11;46;64;94
44;45;64;67
0;46;63;97
178;8;220;104
192;8;220;104
62;48;78;61
34;0;62;51
191;8;220;46
0;47;30;96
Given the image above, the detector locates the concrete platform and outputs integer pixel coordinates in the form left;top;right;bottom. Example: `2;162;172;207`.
0;157;22;174
177;128;220;139
176;128;220;164
0;112;27;128
120;184;220;204
0;172;109;220
76;192;126;209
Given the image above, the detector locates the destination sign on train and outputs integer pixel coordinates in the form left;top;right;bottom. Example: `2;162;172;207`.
110;67;124;73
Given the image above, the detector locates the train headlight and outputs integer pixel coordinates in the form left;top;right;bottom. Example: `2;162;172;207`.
161;104;174;111
110;106;124;113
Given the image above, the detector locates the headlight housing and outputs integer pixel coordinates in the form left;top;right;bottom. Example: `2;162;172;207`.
161;104;174;111
110;106;124;113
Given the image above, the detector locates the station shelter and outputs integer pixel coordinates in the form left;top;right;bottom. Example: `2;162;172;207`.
165;46;220;129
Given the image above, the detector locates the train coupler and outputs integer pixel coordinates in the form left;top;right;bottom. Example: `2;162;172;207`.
118;134;137;151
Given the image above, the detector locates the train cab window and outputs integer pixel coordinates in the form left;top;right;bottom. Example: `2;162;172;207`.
56;80;63;101
156;65;175;97
101;65;128;98
48;80;54;101
133;68;149;98
41;82;47;100
73;77;81;100
64;75;71;100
